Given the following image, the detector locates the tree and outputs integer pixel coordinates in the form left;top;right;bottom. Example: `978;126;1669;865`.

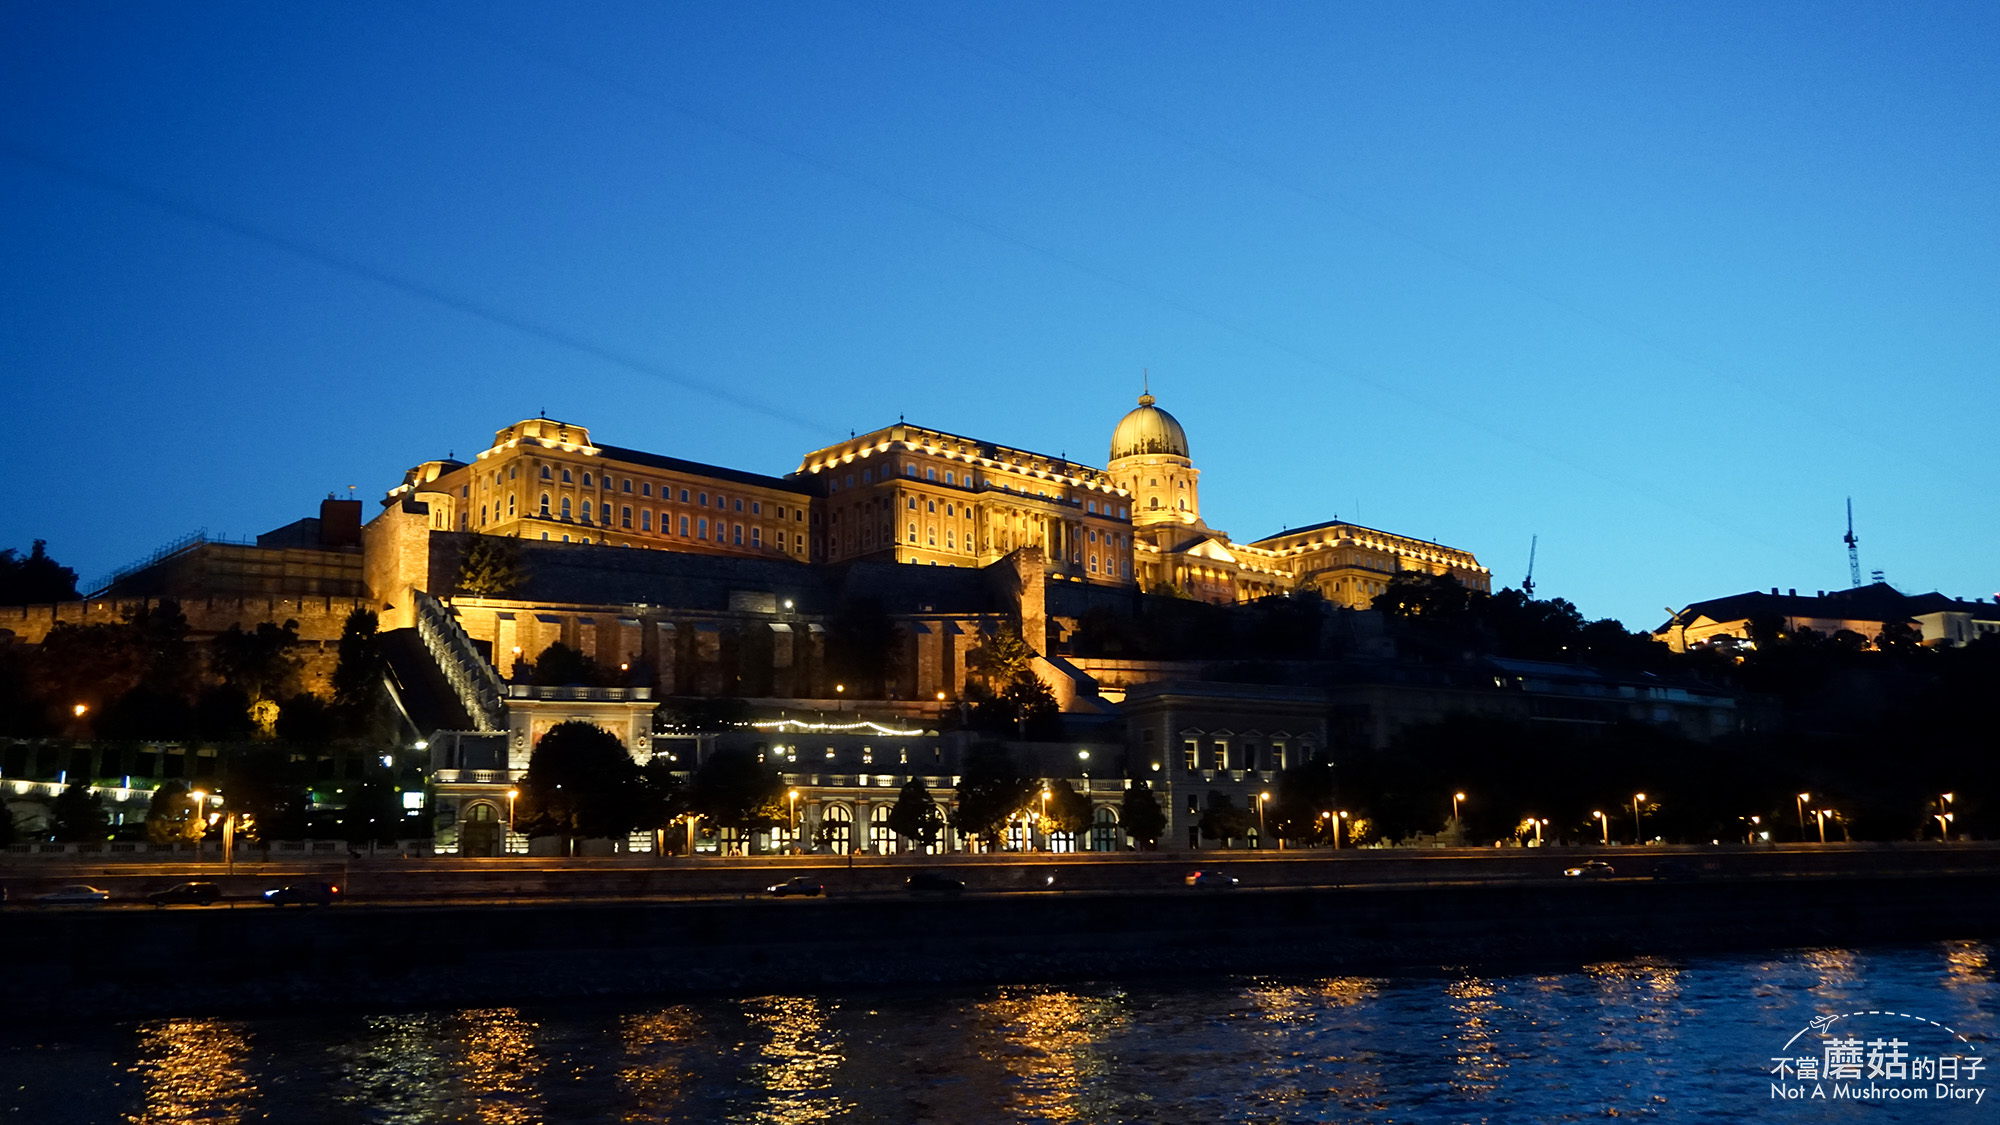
632;757;688;834
886;776;945;849
1041;779;1092;845
950;743;1032;848
145;780;208;844
454;534;527;597
1198;791;1257;845
513;721;644;841
685;746;783;830
50;783;108;842
1373;570;1475;620
970;624;1036;689
211;620;303;704
331;608;389;731
529;642;612;687
222;745;312;840
1120;781;1166;849
0;540;79;605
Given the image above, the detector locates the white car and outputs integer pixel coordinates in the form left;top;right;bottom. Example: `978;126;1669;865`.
36;884;110;904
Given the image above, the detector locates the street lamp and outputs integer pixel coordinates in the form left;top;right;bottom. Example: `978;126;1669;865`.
1939;793;1955;841
506;788;519;852
1747;815;1761;844
72;703;87;718
1338;810;1348;850
788;788;800;855
1815;808;1830;844
1532;818;1547;847
1632;793;1646;844
1593;810;1608;846
1040;786;1051;852
1797;793;1810;841
835;683;845;715
1452;791;1465;836
1258;792;1270;849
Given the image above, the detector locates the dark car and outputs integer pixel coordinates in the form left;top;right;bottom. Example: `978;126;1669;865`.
768;876;826;897
1563;861;1616;879
263;881;341;906
1185;869;1239;888
906;871;966;894
148;882;223;906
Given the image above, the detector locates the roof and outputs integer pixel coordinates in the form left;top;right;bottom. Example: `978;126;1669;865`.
1109;394;1190;461
593;443;814;496
1657;582;2000;634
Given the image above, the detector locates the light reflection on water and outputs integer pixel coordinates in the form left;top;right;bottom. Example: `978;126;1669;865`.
17;941;1994;1124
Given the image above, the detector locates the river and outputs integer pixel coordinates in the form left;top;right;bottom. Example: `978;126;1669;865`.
4;941;1995;1123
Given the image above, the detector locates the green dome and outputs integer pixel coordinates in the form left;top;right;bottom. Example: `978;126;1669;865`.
1109;393;1189;461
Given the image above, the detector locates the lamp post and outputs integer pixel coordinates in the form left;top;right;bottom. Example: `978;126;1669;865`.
1632;793;1646;844
1939;793;1955;841
1533;818;1547;847
1040;786;1051;852
1815;808;1830;844
1451;791;1465;839
1322;810;1334;849
788;788;800;855
1593;811;1608;846
189;789;209;856
506;788;519;854
1797;793;1810;841
1258;792;1270;849
1747;815;1761;844
835;683;845;715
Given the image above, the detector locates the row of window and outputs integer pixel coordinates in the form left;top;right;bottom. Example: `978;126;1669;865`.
1180;738;1302;773
822;461;1131;519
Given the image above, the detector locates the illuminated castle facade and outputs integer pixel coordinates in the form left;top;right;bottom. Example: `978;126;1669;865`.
383;394;1488;611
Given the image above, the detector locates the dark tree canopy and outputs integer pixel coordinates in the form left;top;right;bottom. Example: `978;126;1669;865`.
529;642;617;687
886;776;945;847
950;743;1032;845
0;541;79;605
211;619;303;702
1119;781;1167;848
49;783;108;842
513;720;644;840
331;608;389;733
686;746;784;829
454;534;527;598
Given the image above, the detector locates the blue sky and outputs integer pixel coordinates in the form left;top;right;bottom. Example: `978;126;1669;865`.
3;1;1995;629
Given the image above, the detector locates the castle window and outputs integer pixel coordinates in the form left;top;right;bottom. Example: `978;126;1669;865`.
562;498;573;519
752;527;762;547
541;532;549;540
581;473;592;487
752;501;761;515
540;494;551;516
509;467;517;481
1121;507;1128;518
906;465;916;477
927;527;936;546
562;469;573;483
581;500;592;521
862;469;871;483
480;504;488;525
699;492;708;506
621;506;632;528
927;468;937;481
946;531;954;548
680;515;689;536
622;479;632;493
907;498;916;509
946;504;954;516
1150;498;1160;509
927;500;936;513
945;472;954;485
778;531;788;550
1090;555;1099;572
641;482;651;496
735;498;744;512
697;518;708;539
908;523;917;543
641;511;651;531
796;510;804;522
541;465;551;480
680;489;690;502
733;524;744;545
508;495;516;516
1123;559;1131;578
1149;479;1157;487
1179;500;1187;510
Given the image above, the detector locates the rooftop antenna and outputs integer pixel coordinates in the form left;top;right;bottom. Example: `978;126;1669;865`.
1844;498;1862;588
1522;534;1538;598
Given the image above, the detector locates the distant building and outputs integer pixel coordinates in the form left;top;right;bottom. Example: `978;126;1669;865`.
1656;582;2000;652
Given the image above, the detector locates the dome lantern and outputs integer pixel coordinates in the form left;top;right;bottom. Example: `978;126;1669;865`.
1110;393;1189;461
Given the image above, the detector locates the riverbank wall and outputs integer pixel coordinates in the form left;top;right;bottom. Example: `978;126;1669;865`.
6;869;1996;1020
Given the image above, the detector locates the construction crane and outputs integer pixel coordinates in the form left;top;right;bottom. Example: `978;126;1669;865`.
1844;499;1862;588
1522;535;1538;598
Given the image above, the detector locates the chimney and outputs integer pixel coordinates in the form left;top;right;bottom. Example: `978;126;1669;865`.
320;497;364;548
1771;587;1779;596
1789;588;1797;596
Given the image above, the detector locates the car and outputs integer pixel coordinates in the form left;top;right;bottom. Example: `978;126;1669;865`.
262;882;341;906
147;882;224;906
1563;861;1616;879
1185;869;1239;888
767;876;825;897
905;871;966;894
36;884;110;904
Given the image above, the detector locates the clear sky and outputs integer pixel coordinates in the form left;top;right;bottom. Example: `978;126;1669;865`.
4;1;1996;629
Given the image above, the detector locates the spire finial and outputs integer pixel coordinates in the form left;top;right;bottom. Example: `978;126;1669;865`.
1138;367;1155;407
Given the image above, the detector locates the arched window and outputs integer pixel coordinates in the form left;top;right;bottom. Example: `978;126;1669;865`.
1150;497;1161;509
581;499;592;521
541;465;552;480
539;493;551;516
1088;807;1122;852
508;495;516;517
561;497;572;519
581;473;592;487
869;806;896;854
818;805;852;855
908;522;917;543
562;468;573;483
